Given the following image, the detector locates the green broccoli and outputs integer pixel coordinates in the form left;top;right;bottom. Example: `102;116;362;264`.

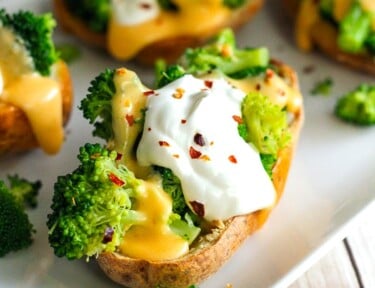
337;2;372;54
47;143;144;260
79;69;116;141
64;0;110;33
223;0;247;9
0;9;59;76
311;77;334;96
155;63;186;88
335;84;375;126
0;175;41;257
241;92;291;173
178;28;269;78
47;143;201;259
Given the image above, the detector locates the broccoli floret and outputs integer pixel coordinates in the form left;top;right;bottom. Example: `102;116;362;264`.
79;69;116;141
47;143;145;260
223;0;246;9
337;2;372;54
179;29;269;78
65;0;110;33
155;63;186;88
334;84;375;125
311;77;334;96
365;32;375;54
7;174;41;208
0;9;58;76
241;92;291;157
0;176;40;257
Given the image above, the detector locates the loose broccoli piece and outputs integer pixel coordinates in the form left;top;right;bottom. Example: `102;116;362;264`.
365;32;375;54
241;92;291;157
337;2;372;54
79;69;116;141
65;0;110;33
334;84;375;126
0;176;41;257
7;174;41;208
311;77;334;96
155;63;186;88
179;29;269;78
223;0;246;9
47;143;145;260
0;9;58;76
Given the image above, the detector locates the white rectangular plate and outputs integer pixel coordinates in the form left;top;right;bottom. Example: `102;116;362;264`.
0;0;374;287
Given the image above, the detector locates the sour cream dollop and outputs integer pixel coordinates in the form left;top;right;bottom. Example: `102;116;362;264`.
137;75;276;221
111;0;160;26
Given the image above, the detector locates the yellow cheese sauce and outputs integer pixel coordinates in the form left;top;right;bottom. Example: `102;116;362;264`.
295;0;375;51
108;0;232;60
0;27;64;154
119;178;189;261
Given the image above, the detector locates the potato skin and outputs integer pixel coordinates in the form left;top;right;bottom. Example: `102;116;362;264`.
53;0;265;65
0;60;73;155
283;0;375;75
97;61;304;288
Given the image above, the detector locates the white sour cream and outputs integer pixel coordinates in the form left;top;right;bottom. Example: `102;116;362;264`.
111;0;160;26
137;75;276;221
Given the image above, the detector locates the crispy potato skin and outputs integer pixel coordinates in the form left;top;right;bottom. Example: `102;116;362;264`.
53;0;265;64
283;0;375;75
97;61;304;288
0;60;73;155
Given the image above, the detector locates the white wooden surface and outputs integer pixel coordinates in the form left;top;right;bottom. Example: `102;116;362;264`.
290;206;375;288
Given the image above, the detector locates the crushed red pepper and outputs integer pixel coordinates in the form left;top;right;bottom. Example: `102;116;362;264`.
228;155;238;164
204;80;213;88
125;114;135;126
173;88;185;99
189;201;205;217
189;146;202;159
159;141;170;147
232;115;243;124
108;173;125;186
143;90;155;96
194;133;205;146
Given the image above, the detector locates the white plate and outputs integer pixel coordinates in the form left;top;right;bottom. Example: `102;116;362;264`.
1;0;375;287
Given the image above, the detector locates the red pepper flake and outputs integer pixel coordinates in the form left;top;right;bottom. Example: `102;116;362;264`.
143;90;155;96
194;133;205;146
173;88;185;99
159;141;170;147
173;154;180;159
190;201;205;217
147;127;152;131
140;2;151;9
204;80;213;88
228;155;238;164
232;115;243;124
189;146;202;159
125;114;135;126
255;83;261;91
102;227;114;244
181;119;187;124
109;173;125;186
116;153;123;161
265;69;274;82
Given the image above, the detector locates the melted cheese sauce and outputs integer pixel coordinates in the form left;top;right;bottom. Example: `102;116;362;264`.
0;27;64;154
108;0;232;59
119;178;189;260
295;0;375;51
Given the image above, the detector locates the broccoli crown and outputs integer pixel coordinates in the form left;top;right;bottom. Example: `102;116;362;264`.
65;0;110;33
155;64;186;88
0;9;58;76
47;143;144;260
335;84;375;125
7;174;41;208
79;69;116;141
0;180;35;257
178;29;269;78
241;92;291;157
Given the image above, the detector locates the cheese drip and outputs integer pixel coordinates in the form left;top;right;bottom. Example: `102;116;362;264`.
108;0;232;59
119;178;189;261
0;27;64;154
